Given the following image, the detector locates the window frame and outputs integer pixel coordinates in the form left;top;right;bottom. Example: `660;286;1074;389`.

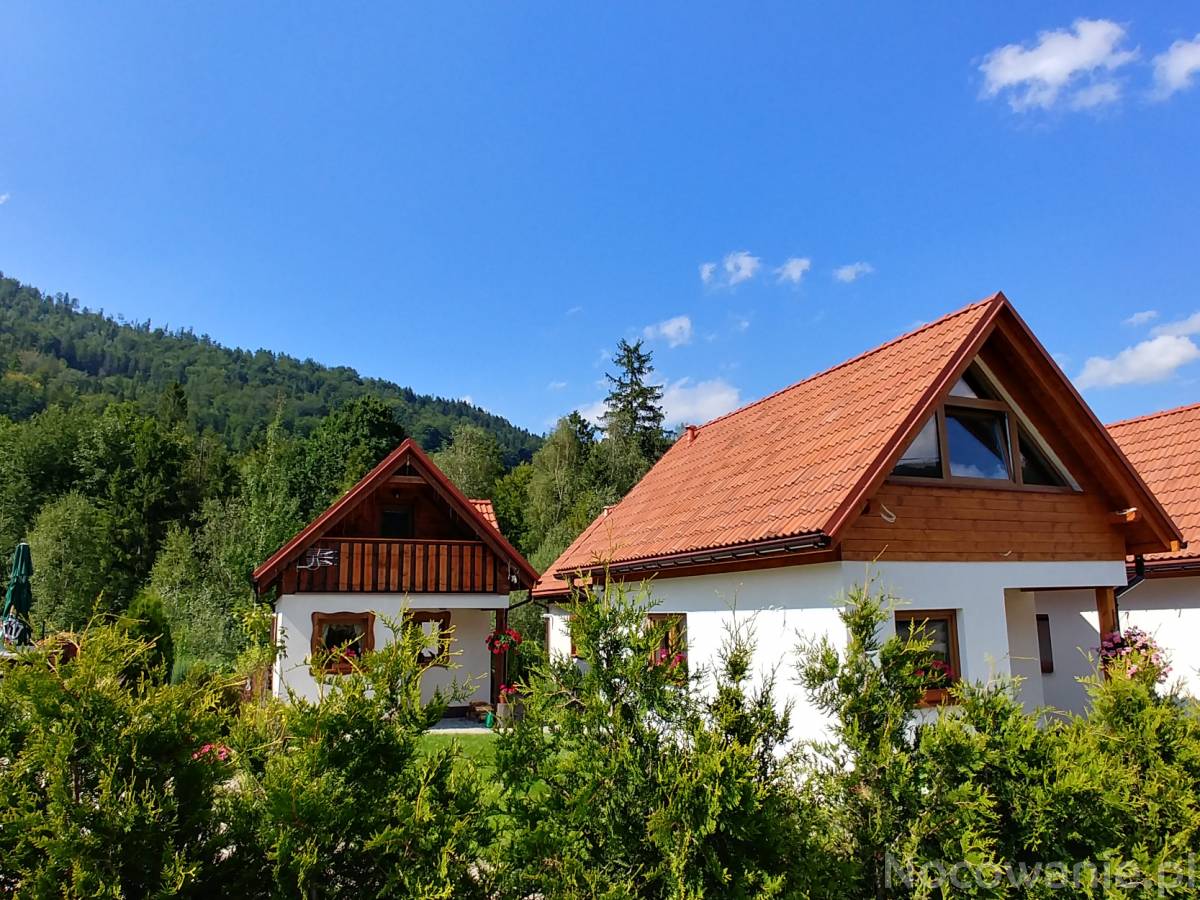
647;612;688;676
890;367;1073;493
311;611;376;675
406;609;453;668
894;608;961;707
1036;613;1054;674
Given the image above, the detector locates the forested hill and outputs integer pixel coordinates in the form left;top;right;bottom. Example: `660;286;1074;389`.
0;273;540;463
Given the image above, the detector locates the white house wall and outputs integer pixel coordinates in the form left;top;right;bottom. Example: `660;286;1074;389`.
274;592;503;705
1036;578;1200;714
548;559;1125;743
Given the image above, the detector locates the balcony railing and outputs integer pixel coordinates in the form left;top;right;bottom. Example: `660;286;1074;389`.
291;538;508;594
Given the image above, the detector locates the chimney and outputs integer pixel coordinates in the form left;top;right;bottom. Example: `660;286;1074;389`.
685;424;699;445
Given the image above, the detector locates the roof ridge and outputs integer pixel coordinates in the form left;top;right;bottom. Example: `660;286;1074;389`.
689;292;1003;433
1107;400;1200;431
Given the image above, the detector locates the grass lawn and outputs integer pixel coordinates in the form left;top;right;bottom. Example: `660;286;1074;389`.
418;730;497;777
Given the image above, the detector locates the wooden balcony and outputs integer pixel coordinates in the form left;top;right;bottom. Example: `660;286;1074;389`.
287;538;510;594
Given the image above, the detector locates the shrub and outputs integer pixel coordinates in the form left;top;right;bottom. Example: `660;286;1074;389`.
212;614;494;899
0;627;234;897
795;583;1200;899
491;579;824;898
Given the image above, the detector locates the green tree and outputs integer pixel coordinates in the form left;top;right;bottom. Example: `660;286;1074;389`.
76;403;202;603
120;588;176;678
0;405;90;554
433;423;505;500
525;416;596;558
27;491;111;633
295;395;406;517
157;379;189;427
601;338;667;461
492;461;533;550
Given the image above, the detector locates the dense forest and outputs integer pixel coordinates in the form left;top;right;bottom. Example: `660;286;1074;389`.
0;272;674;677
0;273;540;461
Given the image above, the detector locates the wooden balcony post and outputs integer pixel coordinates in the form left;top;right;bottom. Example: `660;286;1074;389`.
1095;586;1119;640
492;608;509;704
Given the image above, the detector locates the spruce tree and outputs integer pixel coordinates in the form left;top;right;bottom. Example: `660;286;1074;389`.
601;339;667;460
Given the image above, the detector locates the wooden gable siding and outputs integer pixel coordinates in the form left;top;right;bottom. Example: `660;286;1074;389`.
841;483;1126;562
329;482;475;541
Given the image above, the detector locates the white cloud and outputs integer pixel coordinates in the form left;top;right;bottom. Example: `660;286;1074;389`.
775;257;812;285
578;398;608;426
735;317;750;332
643;315;694;348
1075;335;1200;388
662;377;741;425
980;19;1137;111
834;261;874;283
1069;81;1121;109
1123;310;1158;327
566;305;583;316
723;250;760;286
1153;34;1200;98
699;251;762;288
1152;312;1200;337
460;395;474;405
0;193;9;205
547;380;567;391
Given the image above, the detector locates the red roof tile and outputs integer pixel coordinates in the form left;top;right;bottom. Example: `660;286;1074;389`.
1108;402;1200;566
469;499;500;532
548;294;1003;576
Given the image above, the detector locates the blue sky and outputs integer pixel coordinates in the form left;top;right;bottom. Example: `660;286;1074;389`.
1;4;1198;433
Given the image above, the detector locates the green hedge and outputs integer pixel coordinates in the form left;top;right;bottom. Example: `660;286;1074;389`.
1;583;1198;898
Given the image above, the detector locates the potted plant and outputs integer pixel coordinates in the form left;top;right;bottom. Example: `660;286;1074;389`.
1099;627;1171;684
485;625;522;655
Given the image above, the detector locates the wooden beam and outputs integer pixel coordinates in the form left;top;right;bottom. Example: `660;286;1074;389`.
1095;586;1119;639
492;608;508;704
1108;508;1140;525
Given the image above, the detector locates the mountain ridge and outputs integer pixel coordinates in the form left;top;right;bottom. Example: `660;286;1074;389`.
0;272;541;463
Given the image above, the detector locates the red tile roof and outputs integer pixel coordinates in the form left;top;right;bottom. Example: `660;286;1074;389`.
1108;402;1200;569
469;499;500;532
545;294;1003;579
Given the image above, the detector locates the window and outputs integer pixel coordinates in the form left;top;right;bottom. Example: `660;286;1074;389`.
1020;435;1066;488
406;610;452;667
945;407;1010;480
311;611;376;674
647;613;687;675
891;363;1070;489
893;418;942;478
895;609;961;705
381;506;414;539
1036;613;1054;674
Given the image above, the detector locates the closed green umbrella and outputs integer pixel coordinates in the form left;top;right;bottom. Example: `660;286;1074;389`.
2;542;33;646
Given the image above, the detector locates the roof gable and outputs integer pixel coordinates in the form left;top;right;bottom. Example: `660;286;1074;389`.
252;439;537;592
543;292;1181;581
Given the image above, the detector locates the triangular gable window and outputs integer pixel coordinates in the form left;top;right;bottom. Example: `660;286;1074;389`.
892;363;1070;489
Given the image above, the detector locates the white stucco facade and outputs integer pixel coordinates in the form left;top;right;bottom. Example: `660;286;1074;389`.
1035;577;1200;713
274;592;505;705
546;559;1126;742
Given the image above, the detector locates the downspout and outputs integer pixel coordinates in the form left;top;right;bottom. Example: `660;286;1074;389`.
1115;555;1146;608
